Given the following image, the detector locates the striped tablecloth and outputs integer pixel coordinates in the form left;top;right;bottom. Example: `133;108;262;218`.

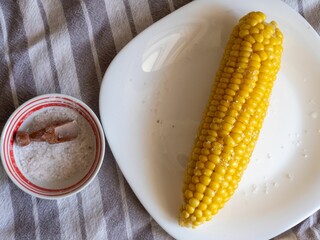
0;0;319;239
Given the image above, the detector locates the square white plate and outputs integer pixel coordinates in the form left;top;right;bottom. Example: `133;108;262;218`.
99;0;320;239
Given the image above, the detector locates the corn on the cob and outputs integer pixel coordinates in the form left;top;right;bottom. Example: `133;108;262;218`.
179;11;283;228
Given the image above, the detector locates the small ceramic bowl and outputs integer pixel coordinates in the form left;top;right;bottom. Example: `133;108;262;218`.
0;94;105;199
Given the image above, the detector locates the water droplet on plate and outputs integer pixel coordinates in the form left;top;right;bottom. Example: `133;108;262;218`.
310;111;318;119
251;184;258;193
286;173;294;181
309;99;315;105
177;154;188;169
296;141;301;147
264;183;269;194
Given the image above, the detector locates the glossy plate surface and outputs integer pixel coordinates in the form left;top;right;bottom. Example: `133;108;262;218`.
99;0;320;239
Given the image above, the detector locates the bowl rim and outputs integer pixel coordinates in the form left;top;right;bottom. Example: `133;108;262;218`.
0;93;105;200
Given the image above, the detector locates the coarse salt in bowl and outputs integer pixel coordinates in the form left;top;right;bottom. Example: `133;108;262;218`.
0;94;105;199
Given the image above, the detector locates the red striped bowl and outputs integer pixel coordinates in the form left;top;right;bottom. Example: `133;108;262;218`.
0;94;105;199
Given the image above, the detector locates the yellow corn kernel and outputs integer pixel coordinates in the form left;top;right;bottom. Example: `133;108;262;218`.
240;46;253;52
203;209;212;218
256;23;264;30
191;176;200;184
246;18;258;27
208;203;219;213
224;116;236;125
218;105;228;112
240;23;251;30
199;155;208;162
244;35;255;44
194;192;204;200
198;203;207;211
184;189;193;199
265;24;275;33
202;196;212;205
189;198;200;208
200;176;211;186
223;94;233;102
196;160;204;169
181;210;190;219
201;148;210;155
202;168;213;176
186;205;195;214
194;169;202;176
208;181;220;191
262;38;270;45
222;72;232;78
251;53;261;62
253;33;264;43
249;60;261;69
179;11;283;228
231;44;241;50
204;187;215;198
238;57;249;63
257;51;268;61
241;40;252;48
217;82;228;88
208;154;220;164
230;50;239;57
249;27;259;34
233;122;246;134
211;173;223;183
215;166;226;176
188;183;196;192
253;42;264;51
222;122;233;132
195;183;206;193
239;51;251;58
239;29;250;38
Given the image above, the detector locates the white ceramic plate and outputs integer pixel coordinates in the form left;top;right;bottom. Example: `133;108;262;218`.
99;0;320;239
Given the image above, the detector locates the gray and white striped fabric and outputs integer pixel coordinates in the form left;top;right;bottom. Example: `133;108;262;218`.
0;0;319;239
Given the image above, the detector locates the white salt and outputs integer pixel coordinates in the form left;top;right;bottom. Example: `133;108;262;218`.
14;107;95;184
